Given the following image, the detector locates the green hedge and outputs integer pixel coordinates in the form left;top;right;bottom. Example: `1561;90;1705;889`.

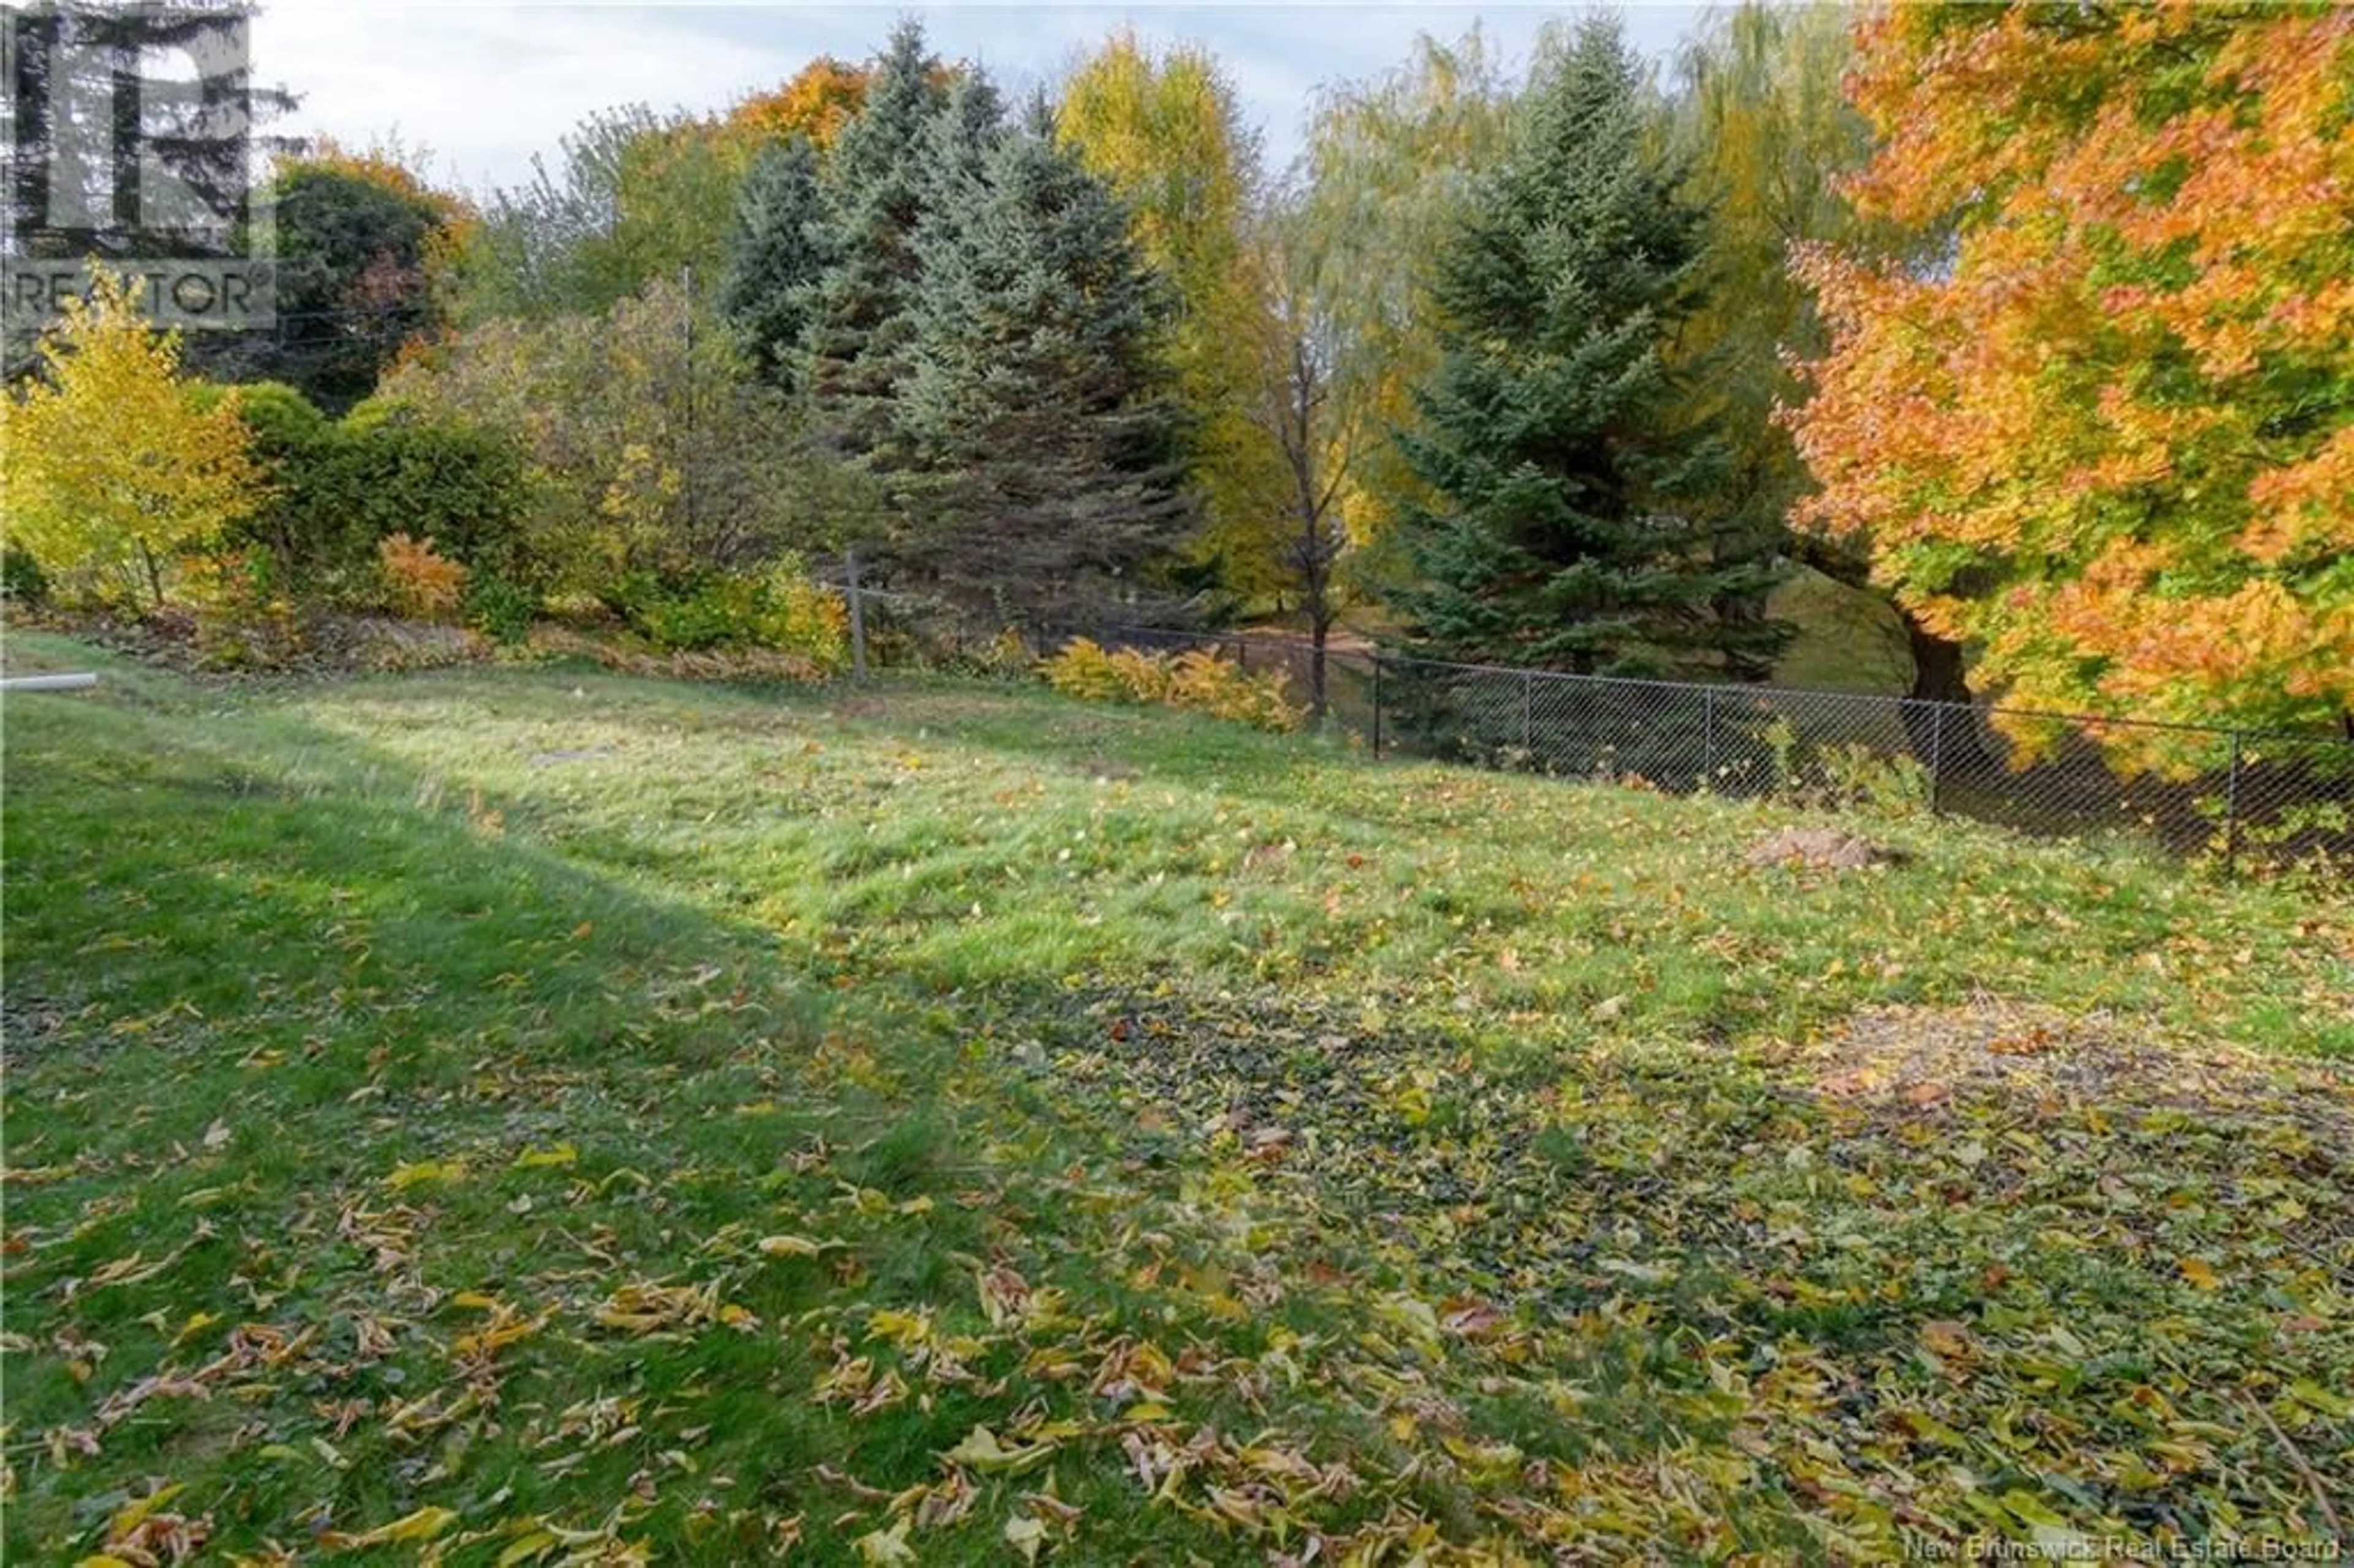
196;381;534;604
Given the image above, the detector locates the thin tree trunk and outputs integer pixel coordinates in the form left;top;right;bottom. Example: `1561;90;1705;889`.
1309;616;1330;725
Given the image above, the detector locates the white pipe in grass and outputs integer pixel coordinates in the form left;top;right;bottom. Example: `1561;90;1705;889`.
0;673;98;691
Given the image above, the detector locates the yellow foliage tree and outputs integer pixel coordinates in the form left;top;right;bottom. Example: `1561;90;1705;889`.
1058;33;1290;601
1;268;265;606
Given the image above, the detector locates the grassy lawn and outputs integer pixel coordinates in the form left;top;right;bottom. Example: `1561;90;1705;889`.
4;633;2348;1564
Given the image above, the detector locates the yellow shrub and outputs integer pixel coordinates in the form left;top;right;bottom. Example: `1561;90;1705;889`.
1107;647;1173;703
1;268;265;607
1041;637;1131;702
1040;638;1301;732
1166;649;1303;732
973;627;1033;676
749;565;851;674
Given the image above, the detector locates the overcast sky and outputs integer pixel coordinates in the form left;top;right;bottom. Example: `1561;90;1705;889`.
254;2;1709;198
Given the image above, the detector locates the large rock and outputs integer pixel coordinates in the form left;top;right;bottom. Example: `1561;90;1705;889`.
1767;565;1915;696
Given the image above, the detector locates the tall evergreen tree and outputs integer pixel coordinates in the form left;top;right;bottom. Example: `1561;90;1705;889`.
719;137;830;392
1390;18;1788;678
923;70;1009;194
797;21;948;461
860;70;1007;482
891;94;1193;617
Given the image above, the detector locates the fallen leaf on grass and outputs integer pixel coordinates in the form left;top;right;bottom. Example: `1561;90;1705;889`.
1004;1513;1048;1564
1920;1320;1975;1360
106;1483;186;1541
595;1281;722;1334
386;1160;467;1192
324;1504;458;1548
758;1234;844;1258
855;1517;916;1566
943;1425;1059;1476
453;1303;549;1360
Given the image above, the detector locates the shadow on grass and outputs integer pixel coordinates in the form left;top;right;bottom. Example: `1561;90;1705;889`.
12;655;1617;1564
0;672;1004;1558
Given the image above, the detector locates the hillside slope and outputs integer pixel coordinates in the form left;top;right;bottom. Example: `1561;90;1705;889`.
4;637;2348;1562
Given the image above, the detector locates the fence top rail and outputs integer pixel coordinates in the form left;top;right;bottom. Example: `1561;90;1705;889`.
1067;618;2353;750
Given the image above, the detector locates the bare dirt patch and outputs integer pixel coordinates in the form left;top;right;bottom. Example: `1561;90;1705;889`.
1799;997;2354;1133
1744;826;1907;870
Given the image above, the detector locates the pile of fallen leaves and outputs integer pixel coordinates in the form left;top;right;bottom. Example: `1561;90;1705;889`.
1023;987;2354;1556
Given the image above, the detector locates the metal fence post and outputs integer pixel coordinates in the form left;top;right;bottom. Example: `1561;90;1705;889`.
845;545;867;681
1372;655;1384;759
2223;731;2244;875
1702;687;1717;784
1522;669;1534;753
1927;704;1947;816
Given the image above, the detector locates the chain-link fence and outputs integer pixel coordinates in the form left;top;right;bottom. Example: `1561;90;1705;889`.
1047;621;2353;875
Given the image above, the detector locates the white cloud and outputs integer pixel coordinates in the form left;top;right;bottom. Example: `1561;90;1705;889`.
253;1;1707;195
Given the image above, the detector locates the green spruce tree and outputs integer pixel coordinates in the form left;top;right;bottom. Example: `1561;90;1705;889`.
719;137;831;394
1391;18;1788;678
891;93;1194;618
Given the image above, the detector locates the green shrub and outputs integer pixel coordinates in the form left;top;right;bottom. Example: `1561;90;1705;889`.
205;380;342;577
202;383;535;605
318;406;535;584
463;571;536;646
1;545;50;607
637;592;731;652
1817;742;1932;817
224;379;332;454
616;561;848;671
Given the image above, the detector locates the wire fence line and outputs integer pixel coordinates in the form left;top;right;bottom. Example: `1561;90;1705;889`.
1021;617;2353;877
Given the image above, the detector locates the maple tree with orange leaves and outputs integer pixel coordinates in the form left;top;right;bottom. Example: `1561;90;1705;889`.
722;56;872;151
1789;2;2353;758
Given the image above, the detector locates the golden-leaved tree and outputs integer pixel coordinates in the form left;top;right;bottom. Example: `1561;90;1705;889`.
1058;33;1288;601
722;55;870;150
1;268;264;606
1790;4;2354;755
